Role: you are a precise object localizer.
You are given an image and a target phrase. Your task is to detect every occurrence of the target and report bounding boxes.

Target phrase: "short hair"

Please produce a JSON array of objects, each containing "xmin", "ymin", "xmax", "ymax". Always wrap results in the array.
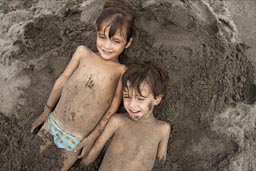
[
  {"xmin": 96, "ymin": 0, "xmax": 135, "ymax": 41},
  {"xmin": 122, "ymin": 61, "xmax": 169, "ymax": 98}
]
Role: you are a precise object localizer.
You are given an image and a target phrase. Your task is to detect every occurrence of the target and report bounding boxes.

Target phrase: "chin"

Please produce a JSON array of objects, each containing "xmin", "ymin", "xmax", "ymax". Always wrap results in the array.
[
  {"xmin": 101, "ymin": 54, "xmax": 115, "ymax": 61},
  {"xmin": 130, "ymin": 114, "xmax": 142, "ymax": 121}
]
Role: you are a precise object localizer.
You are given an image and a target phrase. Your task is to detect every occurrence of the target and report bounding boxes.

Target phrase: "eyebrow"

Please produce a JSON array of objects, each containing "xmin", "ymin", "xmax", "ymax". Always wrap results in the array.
[
  {"xmin": 112, "ymin": 37, "xmax": 122, "ymax": 41},
  {"xmin": 98, "ymin": 32, "xmax": 123, "ymax": 41},
  {"xmin": 136, "ymin": 93, "xmax": 147, "ymax": 98},
  {"xmin": 123, "ymin": 89, "xmax": 128, "ymax": 93},
  {"xmin": 98, "ymin": 32, "xmax": 105, "ymax": 35},
  {"xmin": 123, "ymin": 89, "xmax": 148, "ymax": 98}
]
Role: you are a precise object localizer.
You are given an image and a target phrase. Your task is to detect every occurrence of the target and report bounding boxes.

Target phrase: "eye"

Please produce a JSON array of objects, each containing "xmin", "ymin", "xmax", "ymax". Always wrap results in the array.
[
  {"xmin": 123, "ymin": 94, "xmax": 130, "ymax": 98},
  {"xmin": 137, "ymin": 97, "xmax": 145, "ymax": 101},
  {"xmin": 114, "ymin": 40, "xmax": 121, "ymax": 44},
  {"xmin": 112, "ymin": 38, "xmax": 121, "ymax": 44}
]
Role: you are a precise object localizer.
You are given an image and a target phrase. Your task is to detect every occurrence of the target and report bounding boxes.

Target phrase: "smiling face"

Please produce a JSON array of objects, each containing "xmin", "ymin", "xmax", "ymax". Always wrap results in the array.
[
  {"xmin": 123, "ymin": 81, "xmax": 162, "ymax": 121},
  {"xmin": 96, "ymin": 23, "xmax": 132, "ymax": 62}
]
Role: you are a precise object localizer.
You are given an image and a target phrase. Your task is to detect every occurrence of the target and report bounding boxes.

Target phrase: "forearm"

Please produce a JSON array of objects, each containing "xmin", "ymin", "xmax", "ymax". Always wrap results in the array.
[
  {"xmin": 90, "ymin": 111, "xmax": 114, "ymax": 139},
  {"xmin": 79, "ymin": 116, "xmax": 118, "ymax": 164},
  {"xmin": 83, "ymin": 144, "xmax": 103, "ymax": 165},
  {"xmin": 89, "ymin": 74, "xmax": 123, "ymax": 138},
  {"xmin": 84, "ymin": 116, "xmax": 118, "ymax": 164},
  {"xmin": 44, "ymin": 75, "xmax": 68, "ymax": 112}
]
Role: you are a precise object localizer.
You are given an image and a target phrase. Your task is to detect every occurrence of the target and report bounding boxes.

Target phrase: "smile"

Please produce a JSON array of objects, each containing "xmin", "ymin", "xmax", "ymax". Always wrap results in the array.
[
  {"xmin": 129, "ymin": 109, "xmax": 141, "ymax": 116},
  {"xmin": 102, "ymin": 49, "xmax": 113, "ymax": 55}
]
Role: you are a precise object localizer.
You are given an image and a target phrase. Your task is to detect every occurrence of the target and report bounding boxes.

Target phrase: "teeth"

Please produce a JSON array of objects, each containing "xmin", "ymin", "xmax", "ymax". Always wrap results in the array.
[{"xmin": 103, "ymin": 49, "xmax": 112, "ymax": 53}]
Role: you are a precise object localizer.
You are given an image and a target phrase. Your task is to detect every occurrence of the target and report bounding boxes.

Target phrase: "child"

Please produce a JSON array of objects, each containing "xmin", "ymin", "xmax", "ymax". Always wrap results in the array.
[
  {"xmin": 83, "ymin": 62, "xmax": 171, "ymax": 171},
  {"xmin": 30, "ymin": 1, "xmax": 135, "ymax": 170}
]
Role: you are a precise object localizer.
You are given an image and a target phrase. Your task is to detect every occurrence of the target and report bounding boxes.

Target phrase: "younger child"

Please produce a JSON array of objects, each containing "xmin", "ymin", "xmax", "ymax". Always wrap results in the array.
[
  {"xmin": 30, "ymin": 1, "xmax": 135, "ymax": 170},
  {"xmin": 83, "ymin": 62, "xmax": 171, "ymax": 171}
]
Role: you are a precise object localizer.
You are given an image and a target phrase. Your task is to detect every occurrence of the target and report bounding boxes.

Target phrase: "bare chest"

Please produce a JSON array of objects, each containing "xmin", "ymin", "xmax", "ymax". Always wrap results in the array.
[
  {"xmin": 64, "ymin": 58, "xmax": 121, "ymax": 97},
  {"xmin": 115, "ymin": 123, "xmax": 162, "ymax": 151}
]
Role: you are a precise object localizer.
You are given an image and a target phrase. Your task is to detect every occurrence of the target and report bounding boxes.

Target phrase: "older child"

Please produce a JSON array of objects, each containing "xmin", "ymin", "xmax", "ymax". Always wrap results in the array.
[
  {"xmin": 30, "ymin": 1, "xmax": 135, "ymax": 170},
  {"xmin": 83, "ymin": 62, "xmax": 171, "ymax": 171}
]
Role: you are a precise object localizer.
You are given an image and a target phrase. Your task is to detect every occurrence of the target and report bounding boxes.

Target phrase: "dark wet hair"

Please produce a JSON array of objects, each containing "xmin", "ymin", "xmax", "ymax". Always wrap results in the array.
[
  {"xmin": 96, "ymin": 0, "xmax": 135, "ymax": 42},
  {"xmin": 122, "ymin": 61, "xmax": 169, "ymax": 98}
]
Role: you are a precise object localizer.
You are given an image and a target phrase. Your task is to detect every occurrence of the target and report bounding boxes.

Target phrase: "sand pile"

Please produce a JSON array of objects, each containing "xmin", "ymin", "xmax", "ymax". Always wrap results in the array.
[{"xmin": 0, "ymin": 0, "xmax": 255, "ymax": 170}]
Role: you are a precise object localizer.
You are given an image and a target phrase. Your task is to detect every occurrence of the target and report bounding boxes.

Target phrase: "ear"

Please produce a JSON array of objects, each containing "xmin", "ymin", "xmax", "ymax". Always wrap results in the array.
[
  {"xmin": 154, "ymin": 95, "xmax": 163, "ymax": 106},
  {"xmin": 125, "ymin": 37, "xmax": 133, "ymax": 49}
]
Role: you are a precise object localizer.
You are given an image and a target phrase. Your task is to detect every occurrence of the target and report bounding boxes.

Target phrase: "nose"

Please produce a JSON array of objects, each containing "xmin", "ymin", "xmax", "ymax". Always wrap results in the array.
[
  {"xmin": 104, "ymin": 40, "xmax": 112, "ymax": 49},
  {"xmin": 128, "ymin": 98, "xmax": 137, "ymax": 108}
]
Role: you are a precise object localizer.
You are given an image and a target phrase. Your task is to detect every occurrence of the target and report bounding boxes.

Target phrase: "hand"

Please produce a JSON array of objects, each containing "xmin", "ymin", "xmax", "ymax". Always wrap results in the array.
[
  {"xmin": 75, "ymin": 135, "xmax": 96, "ymax": 159},
  {"xmin": 31, "ymin": 110, "xmax": 50, "ymax": 134}
]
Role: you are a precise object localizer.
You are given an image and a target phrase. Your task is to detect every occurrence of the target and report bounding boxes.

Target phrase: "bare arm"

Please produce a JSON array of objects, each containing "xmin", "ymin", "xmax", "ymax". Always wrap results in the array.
[
  {"xmin": 156, "ymin": 123, "xmax": 171, "ymax": 161},
  {"xmin": 45, "ymin": 45, "xmax": 85, "ymax": 109},
  {"xmin": 83, "ymin": 115, "xmax": 119, "ymax": 165},
  {"xmin": 31, "ymin": 45, "xmax": 86, "ymax": 133},
  {"xmin": 91, "ymin": 74, "xmax": 124, "ymax": 138},
  {"xmin": 77, "ymin": 71, "xmax": 125, "ymax": 157}
]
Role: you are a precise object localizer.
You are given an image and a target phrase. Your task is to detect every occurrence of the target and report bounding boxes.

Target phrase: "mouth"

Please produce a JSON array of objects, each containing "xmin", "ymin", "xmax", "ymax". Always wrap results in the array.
[
  {"xmin": 102, "ymin": 49, "xmax": 113, "ymax": 55},
  {"xmin": 128, "ymin": 109, "xmax": 141, "ymax": 116}
]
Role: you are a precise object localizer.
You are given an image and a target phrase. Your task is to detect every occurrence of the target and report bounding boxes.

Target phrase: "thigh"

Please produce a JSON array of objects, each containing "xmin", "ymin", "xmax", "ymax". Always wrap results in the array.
[
  {"xmin": 38, "ymin": 121, "xmax": 50, "ymax": 137},
  {"xmin": 37, "ymin": 122, "xmax": 53, "ymax": 152},
  {"xmin": 60, "ymin": 149, "xmax": 80, "ymax": 171}
]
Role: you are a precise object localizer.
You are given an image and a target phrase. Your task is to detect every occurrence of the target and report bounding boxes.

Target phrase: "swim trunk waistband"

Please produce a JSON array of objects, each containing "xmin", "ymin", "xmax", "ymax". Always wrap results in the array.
[{"xmin": 47, "ymin": 114, "xmax": 80, "ymax": 151}]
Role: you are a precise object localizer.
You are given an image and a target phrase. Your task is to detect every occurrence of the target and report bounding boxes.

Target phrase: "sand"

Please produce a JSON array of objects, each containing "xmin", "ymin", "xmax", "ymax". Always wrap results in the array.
[{"xmin": 0, "ymin": 0, "xmax": 256, "ymax": 170}]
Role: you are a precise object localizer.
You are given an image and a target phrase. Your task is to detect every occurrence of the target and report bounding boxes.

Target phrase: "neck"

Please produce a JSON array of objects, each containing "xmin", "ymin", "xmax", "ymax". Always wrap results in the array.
[
  {"xmin": 96, "ymin": 52, "xmax": 120, "ymax": 63},
  {"xmin": 137, "ymin": 112, "xmax": 155, "ymax": 123}
]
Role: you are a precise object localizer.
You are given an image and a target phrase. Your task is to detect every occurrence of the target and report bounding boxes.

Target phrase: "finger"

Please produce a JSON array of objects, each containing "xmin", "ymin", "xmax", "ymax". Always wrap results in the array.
[
  {"xmin": 31, "ymin": 127, "xmax": 34, "ymax": 133},
  {"xmin": 81, "ymin": 148, "xmax": 90, "ymax": 158},
  {"xmin": 74, "ymin": 148, "xmax": 78, "ymax": 153},
  {"xmin": 84, "ymin": 150, "xmax": 89, "ymax": 157},
  {"xmin": 75, "ymin": 144, "xmax": 82, "ymax": 152},
  {"xmin": 74, "ymin": 148, "xmax": 80, "ymax": 155},
  {"xmin": 31, "ymin": 122, "xmax": 42, "ymax": 134},
  {"xmin": 78, "ymin": 149, "xmax": 86, "ymax": 158},
  {"xmin": 31, "ymin": 123, "xmax": 36, "ymax": 133}
]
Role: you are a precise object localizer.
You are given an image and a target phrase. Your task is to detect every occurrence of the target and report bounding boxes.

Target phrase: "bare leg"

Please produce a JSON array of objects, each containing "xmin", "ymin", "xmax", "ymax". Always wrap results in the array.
[
  {"xmin": 37, "ymin": 122, "xmax": 52, "ymax": 153},
  {"xmin": 60, "ymin": 149, "xmax": 80, "ymax": 171},
  {"xmin": 38, "ymin": 123, "xmax": 78, "ymax": 171}
]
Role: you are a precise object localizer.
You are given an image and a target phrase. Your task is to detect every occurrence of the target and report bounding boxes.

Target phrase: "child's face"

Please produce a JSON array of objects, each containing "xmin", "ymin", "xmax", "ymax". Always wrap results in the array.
[
  {"xmin": 96, "ymin": 23, "xmax": 132, "ymax": 62},
  {"xmin": 123, "ymin": 81, "xmax": 162, "ymax": 121}
]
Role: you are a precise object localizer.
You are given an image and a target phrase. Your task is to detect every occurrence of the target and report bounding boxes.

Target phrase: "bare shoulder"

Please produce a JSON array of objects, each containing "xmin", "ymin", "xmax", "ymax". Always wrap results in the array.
[
  {"xmin": 119, "ymin": 64, "xmax": 127, "ymax": 70},
  {"xmin": 162, "ymin": 122, "xmax": 171, "ymax": 134},
  {"xmin": 75, "ymin": 45, "xmax": 94, "ymax": 57},
  {"xmin": 115, "ymin": 64, "xmax": 126, "ymax": 78},
  {"xmin": 76, "ymin": 45, "xmax": 90, "ymax": 52},
  {"xmin": 120, "ymin": 64, "xmax": 127, "ymax": 73},
  {"xmin": 113, "ymin": 63, "xmax": 126, "ymax": 74},
  {"xmin": 154, "ymin": 119, "xmax": 171, "ymax": 135},
  {"xmin": 108, "ymin": 114, "xmax": 125, "ymax": 126}
]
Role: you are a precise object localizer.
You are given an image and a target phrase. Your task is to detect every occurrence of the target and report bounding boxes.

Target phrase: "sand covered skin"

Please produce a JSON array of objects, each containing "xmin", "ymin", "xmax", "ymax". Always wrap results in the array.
[{"xmin": 0, "ymin": 0, "xmax": 256, "ymax": 171}]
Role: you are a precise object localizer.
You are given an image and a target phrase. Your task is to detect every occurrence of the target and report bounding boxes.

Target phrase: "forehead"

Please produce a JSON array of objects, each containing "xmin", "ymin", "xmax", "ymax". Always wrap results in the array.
[
  {"xmin": 124, "ymin": 81, "xmax": 152, "ymax": 95},
  {"xmin": 98, "ymin": 20, "xmax": 127, "ymax": 38}
]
